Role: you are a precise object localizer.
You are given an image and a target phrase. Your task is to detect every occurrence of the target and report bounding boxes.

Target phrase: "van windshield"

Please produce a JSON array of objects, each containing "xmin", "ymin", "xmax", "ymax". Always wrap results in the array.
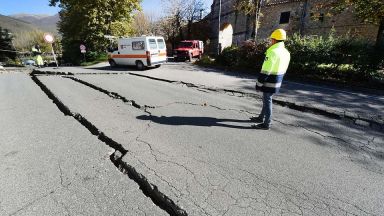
[{"xmin": 178, "ymin": 42, "xmax": 193, "ymax": 48}]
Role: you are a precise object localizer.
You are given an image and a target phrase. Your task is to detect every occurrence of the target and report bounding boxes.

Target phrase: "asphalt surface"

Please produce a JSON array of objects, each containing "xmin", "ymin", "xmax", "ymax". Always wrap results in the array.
[
  {"xmin": 2, "ymin": 65, "xmax": 384, "ymax": 215},
  {"xmin": 36, "ymin": 62, "xmax": 384, "ymax": 126},
  {"xmin": 0, "ymin": 73, "xmax": 166, "ymax": 215}
]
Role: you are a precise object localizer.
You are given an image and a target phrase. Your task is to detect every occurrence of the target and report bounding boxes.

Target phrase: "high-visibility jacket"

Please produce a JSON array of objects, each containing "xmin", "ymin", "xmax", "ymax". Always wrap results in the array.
[
  {"xmin": 31, "ymin": 47, "xmax": 43, "ymax": 66},
  {"xmin": 256, "ymin": 42, "xmax": 290, "ymax": 93},
  {"xmin": 32, "ymin": 47, "xmax": 42, "ymax": 56}
]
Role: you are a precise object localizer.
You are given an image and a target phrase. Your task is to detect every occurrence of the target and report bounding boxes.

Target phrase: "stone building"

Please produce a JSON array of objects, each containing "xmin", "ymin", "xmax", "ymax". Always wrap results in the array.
[{"xmin": 209, "ymin": 0, "xmax": 380, "ymax": 52}]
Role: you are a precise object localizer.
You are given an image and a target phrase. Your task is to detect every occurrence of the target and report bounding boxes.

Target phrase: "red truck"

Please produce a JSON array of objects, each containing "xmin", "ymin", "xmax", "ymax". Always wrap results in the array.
[{"xmin": 173, "ymin": 40, "xmax": 204, "ymax": 62}]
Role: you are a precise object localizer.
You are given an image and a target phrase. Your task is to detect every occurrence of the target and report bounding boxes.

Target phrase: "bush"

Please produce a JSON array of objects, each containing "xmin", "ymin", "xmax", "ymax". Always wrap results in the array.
[
  {"xmin": 216, "ymin": 40, "xmax": 268, "ymax": 69},
  {"xmin": 80, "ymin": 52, "xmax": 108, "ymax": 66},
  {"xmin": 196, "ymin": 55, "xmax": 215, "ymax": 65},
  {"xmin": 237, "ymin": 40, "xmax": 268, "ymax": 70},
  {"xmin": 286, "ymin": 33, "xmax": 383, "ymax": 82},
  {"xmin": 216, "ymin": 46, "xmax": 240, "ymax": 67},
  {"xmin": 213, "ymin": 32, "xmax": 383, "ymax": 87},
  {"xmin": 85, "ymin": 51, "xmax": 100, "ymax": 62}
]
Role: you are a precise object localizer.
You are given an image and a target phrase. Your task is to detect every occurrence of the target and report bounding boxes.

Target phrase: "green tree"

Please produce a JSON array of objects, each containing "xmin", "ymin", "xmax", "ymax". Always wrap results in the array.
[
  {"xmin": 49, "ymin": 0, "xmax": 140, "ymax": 64},
  {"xmin": 0, "ymin": 27, "xmax": 16, "ymax": 61}
]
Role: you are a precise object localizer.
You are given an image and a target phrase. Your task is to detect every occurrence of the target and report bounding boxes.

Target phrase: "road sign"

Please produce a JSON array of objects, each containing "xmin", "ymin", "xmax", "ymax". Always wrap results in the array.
[
  {"xmin": 81, "ymin": 49, "xmax": 86, "ymax": 53},
  {"xmin": 80, "ymin": 44, "xmax": 86, "ymax": 50},
  {"xmin": 43, "ymin": 33, "xmax": 54, "ymax": 44},
  {"xmin": 43, "ymin": 33, "xmax": 58, "ymax": 68}
]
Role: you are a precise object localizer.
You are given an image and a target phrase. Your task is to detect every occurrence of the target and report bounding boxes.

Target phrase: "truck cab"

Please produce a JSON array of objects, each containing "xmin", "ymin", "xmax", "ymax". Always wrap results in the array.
[{"xmin": 173, "ymin": 40, "xmax": 204, "ymax": 62}]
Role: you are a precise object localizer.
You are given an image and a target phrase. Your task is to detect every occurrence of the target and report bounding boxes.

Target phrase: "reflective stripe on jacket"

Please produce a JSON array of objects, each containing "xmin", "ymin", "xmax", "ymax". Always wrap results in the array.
[{"xmin": 256, "ymin": 42, "xmax": 290, "ymax": 93}]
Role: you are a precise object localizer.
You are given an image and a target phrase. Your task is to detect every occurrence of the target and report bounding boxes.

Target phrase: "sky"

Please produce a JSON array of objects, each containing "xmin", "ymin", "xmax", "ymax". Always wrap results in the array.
[{"xmin": 0, "ymin": 0, "xmax": 212, "ymax": 16}]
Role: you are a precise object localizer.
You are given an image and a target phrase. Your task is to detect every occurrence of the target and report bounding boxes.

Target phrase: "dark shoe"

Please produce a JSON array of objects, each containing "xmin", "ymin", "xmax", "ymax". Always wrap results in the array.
[
  {"xmin": 251, "ymin": 123, "xmax": 270, "ymax": 130},
  {"xmin": 250, "ymin": 116, "xmax": 263, "ymax": 123}
]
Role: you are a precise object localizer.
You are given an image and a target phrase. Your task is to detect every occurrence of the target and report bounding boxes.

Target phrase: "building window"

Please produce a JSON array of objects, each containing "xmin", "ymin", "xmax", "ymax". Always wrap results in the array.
[
  {"xmin": 319, "ymin": 13, "xmax": 324, "ymax": 22},
  {"xmin": 280, "ymin": 11, "xmax": 290, "ymax": 24}
]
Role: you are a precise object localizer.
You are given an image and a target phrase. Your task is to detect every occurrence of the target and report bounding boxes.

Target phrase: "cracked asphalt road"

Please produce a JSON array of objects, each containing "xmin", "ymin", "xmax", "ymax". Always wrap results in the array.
[
  {"xmin": 1, "ymin": 65, "xmax": 384, "ymax": 216},
  {"xmin": 0, "ymin": 73, "xmax": 166, "ymax": 215},
  {"xmin": 37, "ymin": 63, "xmax": 384, "ymax": 128}
]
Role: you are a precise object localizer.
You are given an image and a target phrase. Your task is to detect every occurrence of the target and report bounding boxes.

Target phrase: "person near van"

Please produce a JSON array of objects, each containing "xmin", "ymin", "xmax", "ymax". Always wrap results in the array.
[
  {"xmin": 32, "ymin": 44, "xmax": 44, "ymax": 68},
  {"xmin": 251, "ymin": 29, "xmax": 291, "ymax": 130}
]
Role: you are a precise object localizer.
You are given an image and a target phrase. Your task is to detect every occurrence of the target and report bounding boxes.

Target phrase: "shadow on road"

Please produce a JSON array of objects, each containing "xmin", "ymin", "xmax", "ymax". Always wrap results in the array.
[{"xmin": 137, "ymin": 115, "xmax": 254, "ymax": 129}]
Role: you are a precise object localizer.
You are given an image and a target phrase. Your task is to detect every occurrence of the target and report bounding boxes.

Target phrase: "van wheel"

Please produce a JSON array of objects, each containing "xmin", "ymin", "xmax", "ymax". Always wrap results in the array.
[
  {"xmin": 109, "ymin": 60, "xmax": 117, "ymax": 67},
  {"xmin": 136, "ymin": 61, "xmax": 145, "ymax": 70}
]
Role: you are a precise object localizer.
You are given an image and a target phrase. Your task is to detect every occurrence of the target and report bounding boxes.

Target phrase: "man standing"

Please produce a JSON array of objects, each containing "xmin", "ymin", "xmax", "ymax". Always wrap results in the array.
[
  {"xmin": 32, "ymin": 44, "xmax": 44, "ymax": 68},
  {"xmin": 251, "ymin": 29, "xmax": 291, "ymax": 130}
]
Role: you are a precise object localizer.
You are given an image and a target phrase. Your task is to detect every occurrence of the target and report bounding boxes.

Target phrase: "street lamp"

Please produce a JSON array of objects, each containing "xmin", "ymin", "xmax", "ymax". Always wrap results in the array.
[{"xmin": 217, "ymin": 0, "xmax": 222, "ymax": 55}]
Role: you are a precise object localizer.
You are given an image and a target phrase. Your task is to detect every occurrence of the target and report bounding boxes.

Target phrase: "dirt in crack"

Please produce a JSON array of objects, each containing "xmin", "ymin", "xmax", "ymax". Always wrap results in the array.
[{"xmin": 30, "ymin": 74, "xmax": 187, "ymax": 216}]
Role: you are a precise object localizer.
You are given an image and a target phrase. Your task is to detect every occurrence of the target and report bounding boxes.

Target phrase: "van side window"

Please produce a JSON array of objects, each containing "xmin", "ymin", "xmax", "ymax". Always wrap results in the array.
[
  {"xmin": 149, "ymin": 39, "xmax": 158, "ymax": 50},
  {"xmin": 157, "ymin": 39, "xmax": 166, "ymax": 49},
  {"xmin": 132, "ymin": 41, "xmax": 145, "ymax": 50}
]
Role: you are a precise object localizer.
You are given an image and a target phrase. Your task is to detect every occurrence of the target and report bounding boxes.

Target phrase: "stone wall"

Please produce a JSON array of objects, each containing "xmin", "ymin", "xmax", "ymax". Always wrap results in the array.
[
  {"xmin": 302, "ymin": 0, "xmax": 379, "ymax": 41},
  {"xmin": 209, "ymin": 0, "xmax": 379, "ymax": 52}
]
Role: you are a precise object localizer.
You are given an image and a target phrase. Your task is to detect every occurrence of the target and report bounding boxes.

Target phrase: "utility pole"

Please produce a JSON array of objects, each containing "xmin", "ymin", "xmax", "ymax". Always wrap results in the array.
[
  {"xmin": 299, "ymin": 0, "xmax": 308, "ymax": 36},
  {"xmin": 217, "ymin": 0, "xmax": 222, "ymax": 55}
]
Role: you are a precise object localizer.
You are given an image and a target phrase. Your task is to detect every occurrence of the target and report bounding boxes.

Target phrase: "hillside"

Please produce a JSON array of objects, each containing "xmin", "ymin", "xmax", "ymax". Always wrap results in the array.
[
  {"xmin": 0, "ymin": 14, "xmax": 38, "ymax": 34},
  {"xmin": 0, "ymin": 14, "xmax": 58, "ymax": 51},
  {"xmin": 11, "ymin": 13, "xmax": 59, "ymax": 33}
]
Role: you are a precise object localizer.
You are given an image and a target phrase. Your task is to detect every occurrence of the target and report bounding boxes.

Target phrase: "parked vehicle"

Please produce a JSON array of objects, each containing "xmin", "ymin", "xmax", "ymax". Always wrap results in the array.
[
  {"xmin": 107, "ymin": 36, "xmax": 167, "ymax": 70},
  {"xmin": 173, "ymin": 40, "xmax": 204, "ymax": 62},
  {"xmin": 23, "ymin": 59, "xmax": 36, "ymax": 66}
]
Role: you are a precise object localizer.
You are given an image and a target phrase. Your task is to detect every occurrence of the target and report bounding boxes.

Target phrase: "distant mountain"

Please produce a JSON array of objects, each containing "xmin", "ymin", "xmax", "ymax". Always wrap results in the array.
[
  {"xmin": 12, "ymin": 13, "xmax": 52, "ymax": 20},
  {"xmin": 0, "ymin": 14, "xmax": 38, "ymax": 34},
  {"xmin": 0, "ymin": 14, "xmax": 60, "ymax": 51},
  {"xmin": 10, "ymin": 13, "xmax": 59, "ymax": 33}
]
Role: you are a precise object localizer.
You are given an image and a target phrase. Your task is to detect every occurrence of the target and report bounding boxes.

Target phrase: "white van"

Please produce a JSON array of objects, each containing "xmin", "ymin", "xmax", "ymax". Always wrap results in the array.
[{"xmin": 108, "ymin": 36, "xmax": 167, "ymax": 70}]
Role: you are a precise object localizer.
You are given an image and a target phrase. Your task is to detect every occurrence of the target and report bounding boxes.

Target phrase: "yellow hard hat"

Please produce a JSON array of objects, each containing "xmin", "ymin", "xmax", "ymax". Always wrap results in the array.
[{"xmin": 270, "ymin": 29, "xmax": 287, "ymax": 41}]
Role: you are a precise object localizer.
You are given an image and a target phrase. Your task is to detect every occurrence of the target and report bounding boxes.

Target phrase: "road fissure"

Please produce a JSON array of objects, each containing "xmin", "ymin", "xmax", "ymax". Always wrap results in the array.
[
  {"xmin": 31, "ymin": 69, "xmax": 383, "ymax": 131},
  {"xmin": 30, "ymin": 74, "xmax": 188, "ymax": 216},
  {"xmin": 57, "ymin": 75, "xmax": 382, "ymax": 163},
  {"xmin": 127, "ymin": 72, "xmax": 383, "ymax": 132}
]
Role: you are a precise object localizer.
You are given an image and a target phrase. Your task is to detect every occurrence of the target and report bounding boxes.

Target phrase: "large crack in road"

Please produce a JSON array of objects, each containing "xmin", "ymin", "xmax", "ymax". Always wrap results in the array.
[
  {"xmin": 62, "ymin": 75, "xmax": 383, "ymax": 164},
  {"xmin": 31, "ymin": 74, "xmax": 187, "ymax": 216},
  {"xmin": 126, "ymin": 72, "xmax": 383, "ymax": 132},
  {"xmin": 32, "ymin": 69, "xmax": 384, "ymax": 131},
  {"xmin": 29, "ymin": 70, "xmax": 383, "ymax": 215}
]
